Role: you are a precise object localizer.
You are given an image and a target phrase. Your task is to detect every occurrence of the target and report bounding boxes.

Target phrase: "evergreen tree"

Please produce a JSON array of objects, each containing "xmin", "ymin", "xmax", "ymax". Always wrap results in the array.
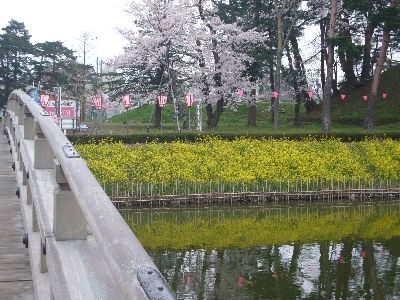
[
  {"xmin": 32, "ymin": 41, "xmax": 75, "ymax": 90},
  {"xmin": 0, "ymin": 20, "xmax": 33, "ymax": 107}
]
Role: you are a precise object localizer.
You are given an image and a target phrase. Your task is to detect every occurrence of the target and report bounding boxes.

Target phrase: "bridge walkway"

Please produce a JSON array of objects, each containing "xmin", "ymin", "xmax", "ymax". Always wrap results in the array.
[{"xmin": 0, "ymin": 131, "xmax": 34, "ymax": 299}]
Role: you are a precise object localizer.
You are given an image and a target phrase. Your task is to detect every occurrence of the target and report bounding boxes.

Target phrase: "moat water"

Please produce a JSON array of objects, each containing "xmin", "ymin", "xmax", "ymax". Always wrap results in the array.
[{"xmin": 122, "ymin": 202, "xmax": 400, "ymax": 299}]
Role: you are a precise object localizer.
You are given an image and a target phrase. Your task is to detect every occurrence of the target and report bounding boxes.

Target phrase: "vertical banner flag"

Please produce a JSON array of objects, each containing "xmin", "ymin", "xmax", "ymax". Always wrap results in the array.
[
  {"xmin": 93, "ymin": 95, "xmax": 102, "ymax": 110},
  {"xmin": 383, "ymin": 92, "xmax": 388, "ymax": 99},
  {"xmin": 123, "ymin": 94, "xmax": 131, "ymax": 109},
  {"xmin": 40, "ymin": 94, "xmax": 49, "ymax": 108},
  {"xmin": 185, "ymin": 94, "xmax": 194, "ymax": 107},
  {"xmin": 363, "ymin": 95, "xmax": 368, "ymax": 101},
  {"xmin": 196, "ymin": 100, "xmax": 202, "ymax": 132},
  {"xmin": 273, "ymin": 91, "xmax": 279, "ymax": 98},
  {"xmin": 340, "ymin": 94, "xmax": 346, "ymax": 100},
  {"xmin": 307, "ymin": 91, "xmax": 313, "ymax": 99},
  {"xmin": 158, "ymin": 95, "xmax": 167, "ymax": 107},
  {"xmin": 238, "ymin": 89, "xmax": 244, "ymax": 97}
]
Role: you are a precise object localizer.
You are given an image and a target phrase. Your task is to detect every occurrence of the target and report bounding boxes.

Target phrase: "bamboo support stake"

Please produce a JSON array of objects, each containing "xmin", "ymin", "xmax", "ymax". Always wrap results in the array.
[{"xmin": 117, "ymin": 182, "xmax": 119, "ymax": 199}]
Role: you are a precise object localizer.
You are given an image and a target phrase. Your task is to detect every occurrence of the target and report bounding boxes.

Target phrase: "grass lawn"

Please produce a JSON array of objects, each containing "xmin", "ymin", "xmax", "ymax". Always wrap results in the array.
[{"xmin": 81, "ymin": 65, "xmax": 400, "ymax": 137}]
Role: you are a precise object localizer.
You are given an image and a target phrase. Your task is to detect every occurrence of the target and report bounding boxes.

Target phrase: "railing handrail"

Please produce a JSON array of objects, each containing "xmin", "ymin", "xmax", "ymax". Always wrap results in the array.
[{"xmin": 6, "ymin": 90, "xmax": 175, "ymax": 299}]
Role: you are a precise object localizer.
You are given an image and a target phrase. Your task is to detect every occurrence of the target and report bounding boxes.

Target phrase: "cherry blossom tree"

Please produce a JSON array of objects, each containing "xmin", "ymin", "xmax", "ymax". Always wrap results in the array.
[
  {"xmin": 113, "ymin": 0, "xmax": 263, "ymax": 129},
  {"xmin": 114, "ymin": 0, "xmax": 195, "ymax": 128},
  {"xmin": 193, "ymin": 0, "xmax": 264, "ymax": 128}
]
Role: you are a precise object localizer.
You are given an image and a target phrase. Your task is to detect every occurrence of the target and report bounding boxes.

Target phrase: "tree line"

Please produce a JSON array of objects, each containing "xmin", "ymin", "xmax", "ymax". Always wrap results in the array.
[
  {"xmin": 107, "ymin": 0, "xmax": 400, "ymax": 131},
  {"xmin": 0, "ymin": 20, "xmax": 92, "ymax": 109}
]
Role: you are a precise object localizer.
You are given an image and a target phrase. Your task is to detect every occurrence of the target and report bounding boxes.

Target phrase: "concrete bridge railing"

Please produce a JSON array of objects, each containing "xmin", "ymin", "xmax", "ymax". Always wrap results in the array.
[{"xmin": 4, "ymin": 90, "xmax": 175, "ymax": 300}]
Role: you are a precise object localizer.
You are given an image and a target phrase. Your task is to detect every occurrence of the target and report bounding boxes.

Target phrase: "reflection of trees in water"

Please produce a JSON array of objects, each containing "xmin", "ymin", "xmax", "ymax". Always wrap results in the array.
[
  {"xmin": 125, "ymin": 203, "xmax": 400, "ymax": 298},
  {"xmin": 335, "ymin": 240, "xmax": 353, "ymax": 299},
  {"xmin": 363, "ymin": 241, "xmax": 383, "ymax": 299},
  {"xmin": 319, "ymin": 241, "xmax": 333, "ymax": 298},
  {"xmin": 150, "ymin": 239, "xmax": 400, "ymax": 299}
]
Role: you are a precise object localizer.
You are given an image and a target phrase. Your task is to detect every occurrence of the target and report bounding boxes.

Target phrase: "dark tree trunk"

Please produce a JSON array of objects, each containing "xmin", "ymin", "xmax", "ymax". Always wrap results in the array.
[
  {"xmin": 286, "ymin": 44, "xmax": 302, "ymax": 126},
  {"xmin": 206, "ymin": 98, "xmax": 224, "ymax": 129},
  {"xmin": 153, "ymin": 65, "xmax": 165, "ymax": 129},
  {"xmin": 269, "ymin": 60, "xmax": 275, "ymax": 124},
  {"xmin": 196, "ymin": 39, "xmax": 210, "ymax": 130},
  {"xmin": 247, "ymin": 0, "xmax": 260, "ymax": 127},
  {"xmin": 169, "ymin": 68, "xmax": 182, "ymax": 130},
  {"xmin": 247, "ymin": 89, "xmax": 257, "ymax": 126},
  {"xmin": 364, "ymin": 0, "xmax": 396, "ymax": 129},
  {"xmin": 289, "ymin": 32, "xmax": 317, "ymax": 114},
  {"xmin": 273, "ymin": 0, "xmax": 284, "ymax": 129},
  {"xmin": 332, "ymin": 62, "xmax": 339, "ymax": 95},
  {"xmin": 338, "ymin": 13, "xmax": 357, "ymax": 88},
  {"xmin": 360, "ymin": 1, "xmax": 374, "ymax": 85},
  {"xmin": 169, "ymin": 68, "xmax": 178, "ymax": 102},
  {"xmin": 206, "ymin": 64, "xmax": 224, "ymax": 128},
  {"xmin": 290, "ymin": 33, "xmax": 307, "ymax": 79},
  {"xmin": 322, "ymin": 0, "xmax": 338, "ymax": 133},
  {"xmin": 154, "ymin": 101, "xmax": 161, "ymax": 129},
  {"xmin": 320, "ymin": 18, "xmax": 327, "ymax": 89},
  {"xmin": 198, "ymin": 0, "xmax": 224, "ymax": 129}
]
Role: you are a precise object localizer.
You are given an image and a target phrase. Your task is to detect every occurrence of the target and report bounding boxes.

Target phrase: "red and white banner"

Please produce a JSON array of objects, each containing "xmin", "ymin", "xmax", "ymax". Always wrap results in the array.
[
  {"xmin": 122, "ymin": 94, "xmax": 132, "ymax": 109},
  {"xmin": 273, "ymin": 91, "xmax": 279, "ymax": 98},
  {"xmin": 92, "ymin": 95, "xmax": 102, "ymax": 110},
  {"xmin": 40, "ymin": 94, "xmax": 49, "ymax": 107},
  {"xmin": 307, "ymin": 91, "xmax": 313, "ymax": 98},
  {"xmin": 238, "ymin": 89, "xmax": 244, "ymax": 97},
  {"xmin": 363, "ymin": 95, "xmax": 368, "ymax": 101},
  {"xmin": 158, "ymin": 95, "xmax": 167, "ymax": 107},
  {"xmin": 185, "ymin": 94, "xmax": 195, "ymax": 107},
  {"xmin": 44, "ymin": 100, "xmax": 76, "ymax": 119}
]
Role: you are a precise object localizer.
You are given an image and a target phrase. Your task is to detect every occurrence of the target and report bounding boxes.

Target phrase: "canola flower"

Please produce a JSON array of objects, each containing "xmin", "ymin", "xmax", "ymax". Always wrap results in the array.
[{"xmin": 75, "ymin": 138, "xmax": 400, "ymax": 190}]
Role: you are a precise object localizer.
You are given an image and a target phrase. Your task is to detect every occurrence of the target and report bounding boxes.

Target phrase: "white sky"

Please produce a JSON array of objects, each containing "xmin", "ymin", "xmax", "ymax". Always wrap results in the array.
[{"xmin": 0, "ymin": 0, "xmax": 133, "ymax": 67}]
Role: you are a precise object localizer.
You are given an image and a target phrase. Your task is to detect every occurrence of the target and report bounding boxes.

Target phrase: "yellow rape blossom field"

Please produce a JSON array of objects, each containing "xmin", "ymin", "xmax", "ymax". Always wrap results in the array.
[{"xmin": 75, "ymin": 138, "xmax": 400, "ymax": 194}]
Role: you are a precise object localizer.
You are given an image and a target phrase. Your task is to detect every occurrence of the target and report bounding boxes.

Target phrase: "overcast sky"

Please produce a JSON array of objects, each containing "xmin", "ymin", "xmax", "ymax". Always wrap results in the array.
[{"xmin": 0, "ymin": 0, "xmax": 133, "ymax": 66}]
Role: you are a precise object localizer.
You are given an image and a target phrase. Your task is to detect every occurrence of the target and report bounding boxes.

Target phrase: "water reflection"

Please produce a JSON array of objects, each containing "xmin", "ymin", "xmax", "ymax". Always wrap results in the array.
[{"xmin": 122, "ymin": 203, "xmax": 400, "ymax": 299}]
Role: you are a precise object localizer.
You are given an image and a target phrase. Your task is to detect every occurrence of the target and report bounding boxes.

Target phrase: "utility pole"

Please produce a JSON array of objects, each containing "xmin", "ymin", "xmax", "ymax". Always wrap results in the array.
[
  {"xmin": 81, "ymin": 33, "xmax": 89, "ymax": 123},
  {"xmin": 80, "ymin": 33, "xmax": 97, "ymax": 123}
]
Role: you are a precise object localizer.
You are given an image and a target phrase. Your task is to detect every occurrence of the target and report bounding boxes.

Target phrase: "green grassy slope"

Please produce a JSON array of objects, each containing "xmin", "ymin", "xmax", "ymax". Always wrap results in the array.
[
  {"xmin": 305, "ymin": 65, "xmax": 400, "ymax": 125},
  {"xmin": 106, "ymin": 65, "xmax": 400, "ymax": 133}
]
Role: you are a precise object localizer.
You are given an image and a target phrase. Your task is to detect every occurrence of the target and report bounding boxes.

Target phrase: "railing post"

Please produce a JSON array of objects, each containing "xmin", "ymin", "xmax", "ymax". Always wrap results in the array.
[
  {"xmin": 24, "ymin": 105, "xmax": 34, "ymax": 140},
  {"xmin": 32, "ymin": 202, "xmax": 39, "ymax": 232},
  {"xmin": 9, "ymin": 118, "xmax": 15, "ymax": 145},
  {"xmin": 26, "ymin": 183, "xmax": 32, "ymax": 205},
  {"xmin": 22, "ymin": 161, "xmax": 27, "ymax": 185},
  {"xmin": 16, "ymin": 139, "xmax": 21, "ymax": 163},
  {"xmin": 53, "ymin": 160, "xmax": 87, "ymax": 241},
  {"xmin": 18, "ymin": 100, "xmax": 25, "ymax": 126},
  {"xmin": 34, "ymin": 120, "xmax": 54, "ymax": 169},
  {"xmin": 40, "ymin": 238, "xmax": 47, "ymax": 273},
  {"xmin": 12, "ymin": 98, "xmax": 19, "ymax": 113}
]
